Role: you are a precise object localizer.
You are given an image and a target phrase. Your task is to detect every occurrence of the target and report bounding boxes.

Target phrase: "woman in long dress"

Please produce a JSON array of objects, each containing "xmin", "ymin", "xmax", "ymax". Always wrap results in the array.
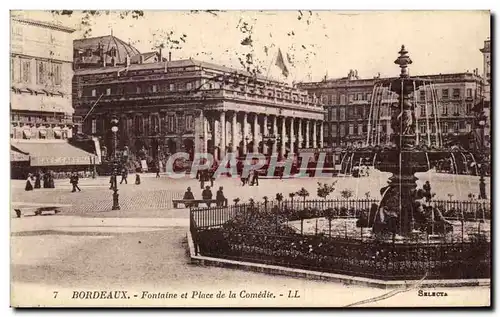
[{"xmin": 25, "ymin": 173, "xmax": 34, "ymax": 191}]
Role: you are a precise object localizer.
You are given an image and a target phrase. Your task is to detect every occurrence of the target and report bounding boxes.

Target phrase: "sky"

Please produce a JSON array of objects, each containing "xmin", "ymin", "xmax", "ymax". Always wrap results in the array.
[{"xmin": 15, "ymin": 10, "xmax": 491, "ymax": 84}]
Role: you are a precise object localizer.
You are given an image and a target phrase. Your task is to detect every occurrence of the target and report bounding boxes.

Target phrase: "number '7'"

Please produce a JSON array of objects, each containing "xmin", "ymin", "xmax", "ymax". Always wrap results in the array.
[{"xmin": 53, "ymin": 291, "xmax": 58, "ymax": 298}]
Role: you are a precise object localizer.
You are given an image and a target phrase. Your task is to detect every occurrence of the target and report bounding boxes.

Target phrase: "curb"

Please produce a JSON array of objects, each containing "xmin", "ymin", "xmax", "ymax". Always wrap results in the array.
[{"xmin": 186, "ymin": 230, "xmax": 490, "ymax": 290}]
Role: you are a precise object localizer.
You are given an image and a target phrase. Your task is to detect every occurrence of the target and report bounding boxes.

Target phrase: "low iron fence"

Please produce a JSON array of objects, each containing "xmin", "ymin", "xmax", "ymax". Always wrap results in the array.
[
  {"xmin": 189, "ymin": 198, "xmax": 491, "ymax": 280},
  {"xmin": 190, "ymin": 199, "xmax": 491, "ymax": 230}
]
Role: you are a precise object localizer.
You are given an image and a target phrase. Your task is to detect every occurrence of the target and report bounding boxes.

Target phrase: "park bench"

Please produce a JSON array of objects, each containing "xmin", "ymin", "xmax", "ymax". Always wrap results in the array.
[
  {"xmin": 172, "ymin": 199, "xmax": 228, "ymax": 209},
  {"xmin": 11, "ymin": 202, "xmax": 72, "ymax": 218}
]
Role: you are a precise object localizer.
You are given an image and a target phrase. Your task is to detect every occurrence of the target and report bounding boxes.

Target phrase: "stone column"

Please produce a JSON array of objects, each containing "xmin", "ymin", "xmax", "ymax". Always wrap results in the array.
[
  {"xmin": 199, "ymin": 110, "xmax": 206, "ymax": 153},
  {"xmin": 203, "ymin": 112, "xmax": 208, "ymax": 153},
  {"xmin": 272, "ymin": 116, "xmax": 278, "ymax": 155},
  {"xmin": 290, "ymin": 117, "xmax": 295, "ymax": 154},
  {"xmin": 232, "ymin": 111, "xmax": 237, "ymax": 153},
  {"xmin": 298, "ymin": 119, "xmax": 303, "ymax": 149},
  {"xmin": 220, "ymin": 111, "xmax": 226, "ymax": 158},
  {"xmin": 312, "ymin": 120, "xmax": 317, "ymax": 148},
  {"xmin": 320, "ymin": 121, "xmax": 324, "ymax": 148},
  {"xmin": 253, "ymin": 113, "xmax": 258, "ymax": 153},
  {"xmin": 281, "ymin": 116, "xmax": 286, "ymax": 157},
  {"xmin": 212, "ymin": 114, "xmax": 218, "ymax": 160},
  {"xmin": 306, "ymin": 120, "xmax": 310, "ymax": 148},
  {"xmin": 242, "ymin": 112, "xmax": 248, "ymax": 154},
  {"xmin": 263, "ymin": 115, "xmax": 268, "ymax": 155}
]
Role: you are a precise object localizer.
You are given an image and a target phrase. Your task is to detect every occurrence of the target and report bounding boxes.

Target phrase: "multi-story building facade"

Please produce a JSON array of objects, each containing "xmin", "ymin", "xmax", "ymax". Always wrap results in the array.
[
  {"xmin": 73, "ymin": 35, "xmax": 325, "ymax": 166},
  {"xmin": 298, "ymin": 70, "xmax": 484, "ymax": 150},
  {"xmin": 10, "ymin": 14, "xmax": 95, "ymax": 177},
  {"xmin": 479, "ymin": 38, "xmax": 491, "ymax": 149}
]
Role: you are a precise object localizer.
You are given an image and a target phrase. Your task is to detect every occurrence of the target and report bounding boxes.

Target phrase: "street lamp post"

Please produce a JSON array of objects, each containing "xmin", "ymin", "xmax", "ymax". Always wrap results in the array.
[
  {"xmin": 478, "ymin": 117, "xmax": 487, "ymax": 200},
  {"xmin": 110, "ymin": 117, "xmax": 121, "ymax": 211}
]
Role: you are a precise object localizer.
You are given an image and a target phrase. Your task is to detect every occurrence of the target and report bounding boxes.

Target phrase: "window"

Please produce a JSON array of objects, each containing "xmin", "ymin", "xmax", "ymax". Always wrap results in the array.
[
  {"xmin": 459, "ymin": 103, "xmax": 466, "ymax": 115},
  {"xmin": 348, "ymin": 107, "xmax": 354, "ymax": 119},
  {"xmin": 135, "ymin": 116, "xmax": 143, "ymax": 134},
  {"xmin": 331, "ymin": 107, "xmax": 337, "ymax": 121},
  {"xmin": 357, "ymin": 93, "xmax": 363, "ymax": 101},
  {"xmin": 459, "ymin": 121, "xmax": 466, "ymax": 131},
  {"xmin": 150, "ymin": 116, "xmax": 160, "ymax": 133},
  {"xmin": 36, "ymin": 60, "xmax": 48, "ymax": 84},
  {"xmin": 339, "ymin": 124, "xmax": 345, "ymax": 136},
  {"xmin": 348, "ymin": 94, "xmax": 354, "ymax": 102},
  {"xmin": 442, "ymin": 89, "xmax": 449, "ymax": 99},
  {"xmin": 330, "ymin": 94, "xmax": 337, "ymax": 104},
  {"xmin": 466, "ymin": 102, "xmax": 472, "ymax": 114},
  {"xmin": 52, "ymin": 63, "xmax": 62, "ymax": 85},
  {"xmin": 419, "ymin": 90, "xmax": 425, "ymax": 101},
  {"xmin": 152, "ymin": 85, "xmax": 157, "ymax": 93},
  {"xmin": 136, "ymin": 86, "xmax": 141, "ymax": 94},
  {"xmin": 186, "ymin": 115, "xmax": 194, "ymax": 131},
  {"xmin": 169, "ymin": 83, "xmax": 175, "ymax": 91},
  {"xmin": 358, "ymin": 124, "xmax": 363, "ymax": 135},
  {"xmin": 340, "ymin": 94, "xmax": 346, "ymax": 104},
  {"xmin": 357, "ymin": 106, "xmax": 363, "ymax": 118},
  {"xmin": 21, "ymin": 58, "xmax": 31, "ymax": 83},
  {"xmin": 467, "ymin": 88, "xmax": 472, "ymax": 97},
  {"xmin": 420, "ymin": 104, "xmax": 426, "ymax": 116},
  {"xmin": 443, "ymin": 122, "xmax": 449, "ymax": 133},
  {"xmin": 420, "ymin": 124, "xmax": 426, "ymax": 135},
  {"xmin": 452, "ymin": 88, "xmax": 460, "ymax": 99},
  {"xmin": 106, "ymin": 88, "xmax": 111, "ymax": 95},
  {"xmin": 91, "ymin": 119, "xmax": 97, "ymax": 134},
  {"xmin": 331, "ymin": 124, "xmax": 337, "ymax": 137},
  {"xmin": 11, "ymin": 58, "xmax": 15, "ymax": 82},
  {"xmin": 167, "ymin": 115, "xmax": 175, "ymax": 132},
  {"xmin": 339, "ymin": 108, "xmax": 346, "ymax": 121},
  {"xmin": 348, "ymin": 123, "xmax": 354, "ymax": 135},
  {"xmin": 442, "ymin": 103, "xmax": 448, "ymax": 115},
  {"xmin": 367, "ymin": 93, "xmax": 372, "ymax": 101},
  {"xmin": 86, "ymin": 49, "xmax": 93, "ymax": 57},
  {"xmin": 453, "ymin": 103, "xmax": 459, "ymax": 115},
  {"xmin": 466, "ymin": 123, "xmax": 472, "ymax": 132},
  {"xmin": 321, "ymin": 95, "xmax": 328, "ymax": 105},
  {"xmin": 186, "ymin": 82, "xmax": 192, "ymax": 90},
  {"xmin": 91, "ymin": 89, "xmax": 96, "ymax": 97}
]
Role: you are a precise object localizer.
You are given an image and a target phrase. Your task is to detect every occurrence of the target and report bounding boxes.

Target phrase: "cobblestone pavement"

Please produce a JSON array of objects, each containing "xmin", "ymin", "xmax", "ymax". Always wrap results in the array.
[{"xmin": 11, "ymin": 171, "xmax": 490, "ymax": 217}]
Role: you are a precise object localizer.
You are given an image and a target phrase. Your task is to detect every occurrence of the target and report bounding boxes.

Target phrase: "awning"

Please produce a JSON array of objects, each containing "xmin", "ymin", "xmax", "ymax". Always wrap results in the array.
[
  {"xmin": 10, "ymin": 147, "xmax": 29, "ymax": 162},
  {"xmin": 11, "ymin": 141, "xmax": 97, "ymax": 166},
  {"xmin": 23, "ymin": 130, "xmax": 31, "ymax": 139}
]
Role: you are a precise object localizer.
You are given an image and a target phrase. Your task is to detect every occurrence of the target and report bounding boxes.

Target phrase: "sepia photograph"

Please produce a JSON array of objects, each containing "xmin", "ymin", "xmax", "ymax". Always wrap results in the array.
[{"xmin": 8, "ymin": 9, "xmax": 492, "ymax": 308}]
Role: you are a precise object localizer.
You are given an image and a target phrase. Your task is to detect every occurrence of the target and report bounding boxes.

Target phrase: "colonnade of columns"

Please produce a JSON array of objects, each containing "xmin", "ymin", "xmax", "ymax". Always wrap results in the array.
[{"xmin": 198, "ymin": 110, "xmax": 324, "ymax": 159}]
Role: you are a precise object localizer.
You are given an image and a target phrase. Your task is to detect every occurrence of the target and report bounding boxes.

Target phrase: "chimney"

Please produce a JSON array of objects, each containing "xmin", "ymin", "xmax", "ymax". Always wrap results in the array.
[{"xmin": 169, "ymin": 51, "xmax": 172, "ymax": 61}]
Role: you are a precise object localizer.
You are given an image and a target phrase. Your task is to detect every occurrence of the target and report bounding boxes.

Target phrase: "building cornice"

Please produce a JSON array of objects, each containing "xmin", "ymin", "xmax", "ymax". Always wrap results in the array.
[{"xmin": 11, "ymin": 17, "xmax": 75, "ymax": 33}]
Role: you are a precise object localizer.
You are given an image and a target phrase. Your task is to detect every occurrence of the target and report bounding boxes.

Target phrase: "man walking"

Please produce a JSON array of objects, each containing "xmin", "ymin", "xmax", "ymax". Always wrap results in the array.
[
  {"xmin": 120, "ymin": 168, "xmax": 128, "ymax": 184},
  {"xmin": 70, "ymin": 172, "xmax": 81, "ymax": 192}
]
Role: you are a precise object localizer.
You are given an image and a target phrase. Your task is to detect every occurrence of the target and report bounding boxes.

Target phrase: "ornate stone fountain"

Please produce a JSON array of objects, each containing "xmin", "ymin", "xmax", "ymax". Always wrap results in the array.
[{"xmin": 368, "ymin": 46, "xmax": 455, "ymax": 236}]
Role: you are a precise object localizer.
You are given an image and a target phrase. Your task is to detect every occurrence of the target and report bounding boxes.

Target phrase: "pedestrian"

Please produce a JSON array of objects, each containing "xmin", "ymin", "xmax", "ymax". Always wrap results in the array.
[
  {"xmin": 423, "ymin": 181, "xmax": 431, "ymax": 199},
  {"xmin": 209, "ymin": 169, "xmax": 215, "ymax": 187},
  {"xmin": 252, "ymin": 170, "xmax": 259, "ymax": 186},
  {"xmin": 183, "ymin": 187, "xmax": 195, "ymax": 200},
  {"xmin": 135, "ymin": 172, "xmax": 141, "ymax": 185},
  {"xmin": 34, "ymin": 170, "xmax": 41, "ymax": 189},
  {"xmin": 120, "ymin": 168, "xmax": 128, "ymax": 184},
  {"xmin": 25, "ymin": 173, "xmax": 34, "ymax": 191},
  {"xmin": 70, "ymin": 172, "xmax": 81, "ymax": 192},
  {"xmin": 48, "ymin": 171, "xmax": 55, "ymax": 188},
  {"xmin": 216, "ymin": 186, "xmax": 226, "ymax": 207},
  {"xmin": 248, "ymin": 170, "xmax": 255, "ymax": 186},
  {"xmin": 240, "ymin": 174, "xmax": 247, "ymax": 186},
  {"xmin": 156, "ymin": 168, "xmax": 160, "ymax": 178},
  {"xmin": 199, "ymin": 169, "xmax": 206, "ymax": 189},
  {"xmin": 202, "ymin": 185, "xmax": 213, "ymax": 207}
]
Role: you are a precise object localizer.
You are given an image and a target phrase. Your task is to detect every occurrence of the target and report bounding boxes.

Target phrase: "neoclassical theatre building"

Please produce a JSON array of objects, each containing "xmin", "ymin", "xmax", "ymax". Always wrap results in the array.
[{"xmin": 73, "ymin": 35, "xmax": 325, "ymax": 163}]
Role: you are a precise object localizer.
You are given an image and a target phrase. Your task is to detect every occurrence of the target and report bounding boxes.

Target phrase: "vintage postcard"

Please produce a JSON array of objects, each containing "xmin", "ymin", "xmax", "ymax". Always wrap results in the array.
[{"xmin": 10, "ymin": 10, "xmax": 491, "ymax": 308}]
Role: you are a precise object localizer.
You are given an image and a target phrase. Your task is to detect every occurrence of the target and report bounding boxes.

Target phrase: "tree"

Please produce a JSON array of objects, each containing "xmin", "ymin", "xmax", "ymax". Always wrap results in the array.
[
  {"xmin": 296, "ymin": 187, "xmax": 310, "ymax": 203},
  {"xmin": 340, "ymin": 189, "xmax": 354, "ymax": 200},
  {"xmin": 317, "ymin": 181, "xmax": 337, "ymax": 200},
  {"xmin": 323, "ymin": 207, "xmax": 335, "ymax": 237}
]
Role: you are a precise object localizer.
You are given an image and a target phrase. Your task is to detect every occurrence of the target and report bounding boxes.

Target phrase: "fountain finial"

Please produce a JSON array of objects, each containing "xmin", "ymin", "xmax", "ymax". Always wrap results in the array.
[{"xmin": 394, "ymin": 45, "xmax": 413, "ymax": 78}]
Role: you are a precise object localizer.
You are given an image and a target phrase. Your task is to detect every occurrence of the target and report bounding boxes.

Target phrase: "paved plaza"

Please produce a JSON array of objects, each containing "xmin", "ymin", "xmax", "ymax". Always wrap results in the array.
[{"xmin": 10, "ymin": 172, "xmax": 491, "ymax": 307}]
